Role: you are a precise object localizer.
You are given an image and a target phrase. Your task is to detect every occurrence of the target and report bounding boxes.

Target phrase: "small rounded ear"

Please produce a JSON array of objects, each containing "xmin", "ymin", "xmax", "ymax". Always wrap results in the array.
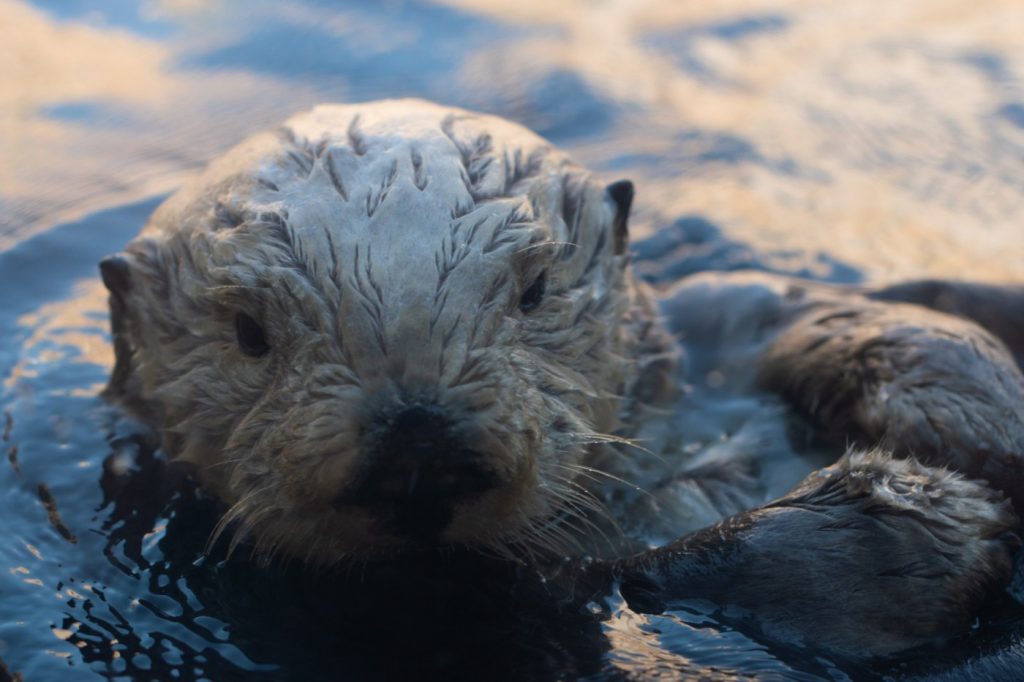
[
  {"xmin": 605, "ymin": 180, "xmax": 634, "ymax": 255},
  {"xmin": 99, "ymin": 253, "xmax": 137, "ymax": 397},
  {"xmin": 99, "ymin": 253, "xmax": 132, "ymax": 302}
]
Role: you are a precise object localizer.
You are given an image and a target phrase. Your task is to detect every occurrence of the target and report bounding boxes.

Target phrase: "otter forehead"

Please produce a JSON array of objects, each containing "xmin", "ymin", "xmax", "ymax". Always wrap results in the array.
[
  {"xmin": 161, "ymin": 101, "xmax": 597, "ymax": 300},
  {"xmin": 134, "ymin": 99, "xmax": 622, "ymax": 384},
  {"xmin": 156, "ymin": 99, "xmax": 571, "ymax": 250}
]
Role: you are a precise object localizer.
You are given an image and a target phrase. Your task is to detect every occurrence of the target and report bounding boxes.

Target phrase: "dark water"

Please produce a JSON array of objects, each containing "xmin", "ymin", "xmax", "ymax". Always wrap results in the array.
[{"xmin": 3, "ymin": 1, "xmax": 1024, "ymax": 680}]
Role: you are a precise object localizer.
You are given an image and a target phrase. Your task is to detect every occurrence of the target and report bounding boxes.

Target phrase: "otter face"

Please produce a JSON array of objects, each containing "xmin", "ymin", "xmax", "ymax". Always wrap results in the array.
[{"xmin": 99, "ymin": 101, "xmax": 654, "ymax": 564}]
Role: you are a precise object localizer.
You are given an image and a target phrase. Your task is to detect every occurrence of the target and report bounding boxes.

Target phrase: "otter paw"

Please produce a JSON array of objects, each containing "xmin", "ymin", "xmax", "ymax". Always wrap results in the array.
[{"xmin": 617, "ymin": 449, "xmax": 1020, "ymax": 659}]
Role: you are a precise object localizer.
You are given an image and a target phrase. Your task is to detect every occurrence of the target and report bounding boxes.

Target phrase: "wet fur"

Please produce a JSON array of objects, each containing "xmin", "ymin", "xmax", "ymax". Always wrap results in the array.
[
  {"xmin": 101, "ymin": 100, "xmax": 1024, "ymax": 658},
  {"xmin": 102, "ymin": 100, "xmax": 678, "ymax": 564},
  {"xmin": 618, "ymin": 450, "xmax": 1019, "ymax": 657}
]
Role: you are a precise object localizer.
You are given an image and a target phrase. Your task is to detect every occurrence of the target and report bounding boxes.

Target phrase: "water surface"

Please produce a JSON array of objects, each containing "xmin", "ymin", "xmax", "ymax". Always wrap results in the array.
[{"xmin": 2, "ymin": 1, "xmax": 1024, "ymax": 679}]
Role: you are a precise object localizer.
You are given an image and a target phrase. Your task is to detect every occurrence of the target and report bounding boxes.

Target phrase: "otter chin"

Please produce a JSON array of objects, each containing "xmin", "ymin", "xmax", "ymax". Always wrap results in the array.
[{"xmin": 98, "ymin": 99, "xmax": 677, "ymax": 564}]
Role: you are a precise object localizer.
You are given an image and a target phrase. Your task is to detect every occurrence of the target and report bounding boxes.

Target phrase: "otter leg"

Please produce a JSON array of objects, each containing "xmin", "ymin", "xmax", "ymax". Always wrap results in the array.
[
  {"xmin": 757, "ymin": 295, "xmax": 1024, "ymax": 510},
  {"xmin": 614, "ymin": 450, "xmax": 1019, "ymax": 659},
  {"xmin": 868, "ymin": 280, "xmax": 1024, "ymax": 366}
]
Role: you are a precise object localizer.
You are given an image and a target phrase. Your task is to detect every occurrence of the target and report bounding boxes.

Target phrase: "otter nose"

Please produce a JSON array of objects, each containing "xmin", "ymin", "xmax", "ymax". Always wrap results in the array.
[{"xmin": 348, "ymin": 405, "xmax": 497, "ymax": 542}]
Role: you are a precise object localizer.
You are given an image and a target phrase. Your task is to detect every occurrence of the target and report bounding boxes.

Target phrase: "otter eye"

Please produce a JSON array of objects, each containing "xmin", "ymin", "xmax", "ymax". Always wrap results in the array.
[
  {"xmin": 235, "ymin": 313, "xmax": 270, "ymax": 357},
  {"xmin": 519, "ymin": 273, "xmax": 546, "ymax": 313}
]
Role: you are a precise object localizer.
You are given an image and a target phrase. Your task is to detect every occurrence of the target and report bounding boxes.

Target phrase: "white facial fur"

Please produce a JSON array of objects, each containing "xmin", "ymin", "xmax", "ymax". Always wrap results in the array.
[{"xmin": 106, "ymin": 99, "xmax": 675, "ymax": 564}]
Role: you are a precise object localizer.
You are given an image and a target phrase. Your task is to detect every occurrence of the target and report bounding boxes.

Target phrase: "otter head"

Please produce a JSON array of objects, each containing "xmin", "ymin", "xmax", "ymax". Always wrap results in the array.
[{"xmin": 99, "ymin": 100, "xmax": 675, "ymax": 565}]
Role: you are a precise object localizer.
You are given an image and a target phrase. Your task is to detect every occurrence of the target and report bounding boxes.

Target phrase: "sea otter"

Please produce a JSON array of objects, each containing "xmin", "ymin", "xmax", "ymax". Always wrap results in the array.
[{"xmin": 97, "ymin": 99, "xmax": 1024, "ymax": 658}]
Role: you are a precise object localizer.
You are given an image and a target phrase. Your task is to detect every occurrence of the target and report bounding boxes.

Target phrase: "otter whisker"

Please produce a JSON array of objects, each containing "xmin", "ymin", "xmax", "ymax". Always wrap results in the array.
[
  {"xmin": 524, "ymin": 513, "xmax": 588, "ymax": 555},
  {"xmin": 206, "ymin": 512, "xmax": 241, "ymax": 556},
  {"xmin": 227, "ymin": 504, "xmax": 280, "ymax": 560},
  {"xmin": 204, "ymin": 484, "xmax": 276, "ymax": 555},
  {"xmin": 204, "ymin": 284, "xmax": 270, "ymax": 292},
  {"xmin": 498, "ymin": 479, "xmax": 621, "ymax": 559},
  {"xmin": 500, "ymin": 534, "xmax": 543, "ymax": 564},
  {"xmin": 566, "ymin": 431, "xmax": 657, "ymax": 457},
  {"xmin": 477, "ymin": 540, "xmax": 520, "ymax": 564},
  {"xmin": 546, "ymin": 475, "xmax": 617, "ymax": 525},
  {"xmin": 529, "ymin": 524, "xmax": 581, "ymax": 558},
  {"xmin": 553, "ymin": 506, "xmax": 617, "ymax": 554},
  {"xmin": 513, "ymin": 240, "xmax": 579, "ymax": 256},
  {"xmin": 553, "ymin": 513, "xmax": 613, "ymax": 555},
  {"xmin": 544, "ymin": 527, "xmax": 584, "ymax": 556},
  {"xmin": 197, "ymin": 456, "xmax": 248, "ymax": 473},
  {"xmin": 547, "ymin": 481, "xmax": 624, "ymax": 552},
  {"xmin": 558, "ymin": 485, "xmax": 619, "ymax": 530},
  {"xmin": 498, "ymin": 510, "xmax": 582, "ymax": 561},
  {"xmin": 546, "ymin": 464, "xmax": 610, "ymax": 493},
  {"xmin": 560, "ymin": 425, "xmax": 673, "ymax": 471},
  {"xmin": 551, "ymin": 462, "xmax": 654, "ymax": 499}
]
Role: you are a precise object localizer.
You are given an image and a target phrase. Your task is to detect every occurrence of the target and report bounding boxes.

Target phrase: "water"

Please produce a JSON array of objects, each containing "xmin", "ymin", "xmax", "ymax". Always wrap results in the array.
[{"xmin": 2, "ymin": 1, "xmax": 1024, "ymax": 679}]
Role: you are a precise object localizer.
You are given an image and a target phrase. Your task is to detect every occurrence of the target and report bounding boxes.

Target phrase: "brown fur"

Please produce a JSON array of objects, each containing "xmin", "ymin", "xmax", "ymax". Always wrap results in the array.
[
  {"xmin": 102, "ymin": 100, "xmax": 678, "ymax": 564},
  {"xmin": 100, "ymin": 100, "xmax": 1023, "ymax": 657},
  {"xmin": 618, "ymin": 449, "xmax": 1019, "ymax": 658}
]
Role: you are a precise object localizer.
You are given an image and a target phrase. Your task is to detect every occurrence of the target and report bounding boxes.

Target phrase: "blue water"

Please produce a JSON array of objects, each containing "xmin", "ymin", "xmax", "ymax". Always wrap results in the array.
[{"xmin": 2, "ymin": 1, "xmax": 1024, "ymax": 679}]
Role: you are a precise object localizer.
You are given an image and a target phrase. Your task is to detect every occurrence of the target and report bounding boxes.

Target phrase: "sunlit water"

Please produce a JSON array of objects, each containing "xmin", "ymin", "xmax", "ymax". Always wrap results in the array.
[{"xmin": 2, "ymin": 1, "xmax": 1024, "ymax": 680}]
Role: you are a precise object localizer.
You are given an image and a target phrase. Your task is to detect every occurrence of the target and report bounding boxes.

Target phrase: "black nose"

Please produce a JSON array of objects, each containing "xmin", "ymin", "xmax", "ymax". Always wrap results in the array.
[{"xmin": 344, "ymin": 405, "xmax": 497, "ymax": 543}]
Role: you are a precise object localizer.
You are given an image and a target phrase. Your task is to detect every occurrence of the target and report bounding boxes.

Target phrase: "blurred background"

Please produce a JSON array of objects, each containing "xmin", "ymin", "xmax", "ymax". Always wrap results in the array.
[{"xmin": 3, "ymin": 0, "xmax": 1023, "ymax": 280}]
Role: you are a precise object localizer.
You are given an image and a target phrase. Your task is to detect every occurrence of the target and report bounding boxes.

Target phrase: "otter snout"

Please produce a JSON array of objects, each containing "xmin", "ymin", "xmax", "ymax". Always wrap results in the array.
[{"xmin": 342, "ymin": 405, "xmax": 499, "ymax": 543}]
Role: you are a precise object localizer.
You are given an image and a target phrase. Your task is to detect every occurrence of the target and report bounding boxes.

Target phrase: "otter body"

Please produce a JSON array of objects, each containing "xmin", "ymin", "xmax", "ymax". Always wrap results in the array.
[{"xmin": 99, "ymin": 99, "xmax": 1024, "ymax": 658}]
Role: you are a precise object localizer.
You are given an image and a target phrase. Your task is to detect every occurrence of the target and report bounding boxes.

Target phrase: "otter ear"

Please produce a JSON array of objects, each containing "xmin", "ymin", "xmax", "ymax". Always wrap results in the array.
[
  {"xmin": 98, "ymin": 253, "xmax": 136, "ymax": 397},
  {"xmin": 99, "ymin": 253, "xmax": 133, "ymax": 304},
  {"xmin": 605, "ymin": 180, "xmax": 634, "ymax": 255}
]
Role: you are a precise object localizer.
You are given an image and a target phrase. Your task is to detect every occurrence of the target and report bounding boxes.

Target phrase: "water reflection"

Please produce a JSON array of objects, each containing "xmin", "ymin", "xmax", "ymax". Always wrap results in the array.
[
  {"xmin": 2, "ymin": 0, "xmax": 1024, "ymax": 679},
  {"xmin": 3, "ymin": 0, "xmax": 1024, "ymax": 278}
]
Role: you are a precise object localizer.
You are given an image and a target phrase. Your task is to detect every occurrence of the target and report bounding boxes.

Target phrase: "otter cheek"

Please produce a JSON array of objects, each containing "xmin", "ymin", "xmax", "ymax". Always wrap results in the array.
[{"xmin": 437, "ymin": 383, "xmax": 561, "ymax": 545}]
